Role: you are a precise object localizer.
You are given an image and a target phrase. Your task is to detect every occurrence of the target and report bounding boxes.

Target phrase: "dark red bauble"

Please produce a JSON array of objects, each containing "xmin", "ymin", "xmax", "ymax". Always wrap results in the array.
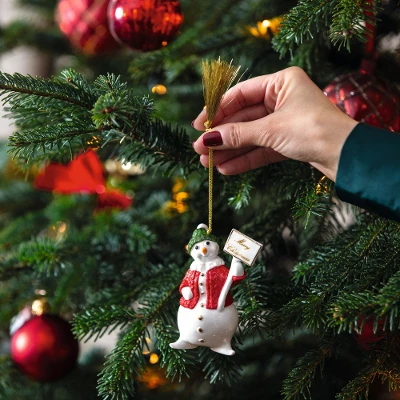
[
  {"xmin": 11, "ymin": 314, "xmax": 79, "ymax": 382},
  {"xmin": 324, "ymin": 71, "xmax": 400, "ymax": 132},
  {"xmin": 56, "ymin": 0, "xmax": 119, "ymax": 55},
  {"xmin": 355, "ymin": 318, "xmax": 386, "ymax": 351},
  {"xmin": 108, "ymin": 0, "xmax": 183, "ymax": 51}
]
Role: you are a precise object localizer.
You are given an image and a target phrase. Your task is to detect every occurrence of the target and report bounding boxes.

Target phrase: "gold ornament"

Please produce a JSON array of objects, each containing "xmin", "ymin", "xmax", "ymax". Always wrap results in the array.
[
  {"xmin": 31, "ymin": 298, "xmax": 51, "ymax": 316},
  {"xmin": 316, "ymin": 175, "xmax": 331, "ymax": 195},
  {"xmin": 86, "ymin": 136, "xmax": 101, "ymax": 149}
]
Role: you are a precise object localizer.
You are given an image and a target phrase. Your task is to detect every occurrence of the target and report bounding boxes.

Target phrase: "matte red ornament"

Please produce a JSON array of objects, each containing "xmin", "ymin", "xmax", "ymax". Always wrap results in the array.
[
  {"xmin": 324, "ymin": 68, "xmax": 400, "ymax": 132},
  {"xmin": 11, "ymin": 314, "xmax": 79, "ymax": 382},
  {"xmin": 34, "ymin": 150, "xmax": 106, "ymax": 194},
  {"xmin": 56, "ymin": 0, "xmax": 119, "ymax": 55},
  {"xmin": 96, "ymin": 189, "xmax": 133, "ymax": 211},
  {"xmin": 108, "ymin": 0, "xmax": 183, "ymax": 51}
]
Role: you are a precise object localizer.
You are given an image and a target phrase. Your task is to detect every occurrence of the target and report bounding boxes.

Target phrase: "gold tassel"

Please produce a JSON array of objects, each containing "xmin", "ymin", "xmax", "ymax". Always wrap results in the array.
[
  {"xmin": 202, "ymin": 58, "xmax": 241, "ymax": 130},
  {"xmin": 201, "ymin": 58, "xmax": 241, "ymax": 233}
]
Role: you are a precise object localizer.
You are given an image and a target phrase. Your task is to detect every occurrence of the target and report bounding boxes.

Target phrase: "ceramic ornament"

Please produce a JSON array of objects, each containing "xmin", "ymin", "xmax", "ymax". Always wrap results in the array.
[{"xmin": 170, "ymin": 223, "xmax": 245, "ymax": 356}]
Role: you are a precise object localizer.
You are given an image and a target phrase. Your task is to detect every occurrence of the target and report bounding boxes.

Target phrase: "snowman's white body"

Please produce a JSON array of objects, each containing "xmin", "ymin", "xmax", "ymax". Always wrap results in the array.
[{"xmin": 170, "ymin": 233, "xmax": 244, "ymax": 356}]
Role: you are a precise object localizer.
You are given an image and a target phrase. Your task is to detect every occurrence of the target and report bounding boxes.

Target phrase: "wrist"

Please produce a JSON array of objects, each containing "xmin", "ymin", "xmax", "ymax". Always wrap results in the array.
[{"xmin": 311, "ymin": 112, "xmax": 358, "ymax": 182}]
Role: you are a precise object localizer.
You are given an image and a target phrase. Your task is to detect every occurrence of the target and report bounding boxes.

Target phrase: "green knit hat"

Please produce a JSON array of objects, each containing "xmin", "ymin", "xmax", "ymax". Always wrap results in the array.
[{"xmin": 187, "ymin": 224, "xmax": 219, "ymax": 254}]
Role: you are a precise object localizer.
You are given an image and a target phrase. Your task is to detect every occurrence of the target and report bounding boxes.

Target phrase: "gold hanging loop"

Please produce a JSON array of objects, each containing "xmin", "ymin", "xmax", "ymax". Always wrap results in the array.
[{"xmin": 201, "ymin": 59, "xmax": 241, "ymax": 234}]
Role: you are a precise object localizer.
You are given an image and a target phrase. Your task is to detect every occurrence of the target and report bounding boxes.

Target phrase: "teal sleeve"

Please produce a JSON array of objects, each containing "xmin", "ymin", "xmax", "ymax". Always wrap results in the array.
[{"xmin": 336, "ymin": 123, "xmax": 400, "ymax": 222}]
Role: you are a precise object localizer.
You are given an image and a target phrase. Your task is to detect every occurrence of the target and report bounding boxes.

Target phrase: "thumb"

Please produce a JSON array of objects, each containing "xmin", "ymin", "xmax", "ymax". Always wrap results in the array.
[{"xmin": 200, "ymin": 117, "xmax": 273, "ymax": 150}]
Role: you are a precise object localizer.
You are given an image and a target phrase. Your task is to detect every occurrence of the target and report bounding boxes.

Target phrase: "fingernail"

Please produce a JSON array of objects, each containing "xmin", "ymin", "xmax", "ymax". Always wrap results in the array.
[
  {"xmin": 191, "ymin": 141, "xmax": 195, "ymax": 147},
  {"xmin": 203, "ymin": 131, "xmax": 223, "ymax": 147},
  {"xmin": 191, "ymin": 120, "xmax": 195, "ymax": 127}
]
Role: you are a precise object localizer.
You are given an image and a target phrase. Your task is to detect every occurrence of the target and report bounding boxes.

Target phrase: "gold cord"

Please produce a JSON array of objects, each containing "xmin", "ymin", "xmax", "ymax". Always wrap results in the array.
[
  {"xmin": 208, "ymin": 148, "xmax": 213, "ymax": 234},
  {"xmin": 201, "ymin": 59, "xmax": 241, "ymax": 235}
]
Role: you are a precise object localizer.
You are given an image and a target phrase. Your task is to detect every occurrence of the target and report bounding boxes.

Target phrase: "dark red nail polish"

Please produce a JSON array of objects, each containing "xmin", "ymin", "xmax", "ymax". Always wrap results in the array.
[
  {"xmin": 191, "ymin": 120, "xmax": 195, "ymax": 127},
  {"xmin": 203, "ymin": 131, "xmax": 223, "ymax": 147}
]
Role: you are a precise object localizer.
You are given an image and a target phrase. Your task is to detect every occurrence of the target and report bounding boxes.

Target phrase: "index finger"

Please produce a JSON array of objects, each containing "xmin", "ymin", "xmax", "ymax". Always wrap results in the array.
[{"xmin": 193, "ymin": 74, "xmax": 271, "ymax": 130}]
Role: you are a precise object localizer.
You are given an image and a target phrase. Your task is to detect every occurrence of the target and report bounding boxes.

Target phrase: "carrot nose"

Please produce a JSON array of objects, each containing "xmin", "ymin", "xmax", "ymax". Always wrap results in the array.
[{"xmin": 202, "ymin": 247, "xmax": 208, "ymax": 255}]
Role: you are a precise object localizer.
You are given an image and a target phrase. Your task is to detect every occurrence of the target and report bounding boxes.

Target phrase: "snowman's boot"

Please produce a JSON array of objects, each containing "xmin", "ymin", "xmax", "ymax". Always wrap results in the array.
[
  {"xmin": 210, "ymin": 343, "xmax": 235, "ymax": 356},
  {"xmin": 170, "ymin": 339, "xmax": 198, "ymax": 350}
]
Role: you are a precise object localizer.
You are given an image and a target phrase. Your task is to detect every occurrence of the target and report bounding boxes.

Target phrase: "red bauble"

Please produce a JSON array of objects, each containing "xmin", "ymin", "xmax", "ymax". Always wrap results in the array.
[
  {"xmin": 11, "ymin": 314, "xmax": 79, "ymax": 382},
  {"xmin": 324, "ymin": 70, "xmax": 400, "ymax": 131},
  {"xmin": 108, "ymin": 0, "xmax": 183, "ymax": 51},
  {"xmin": 356, "ymin": 318, "xmax": 386, "ymax": 350},
  {"xmin": 34, "ymin": 150, "xmax": 105, "ymax": 194},
  {"xmin": 56, "ymin": 0, "xmax": 119, "ymax": 55}
]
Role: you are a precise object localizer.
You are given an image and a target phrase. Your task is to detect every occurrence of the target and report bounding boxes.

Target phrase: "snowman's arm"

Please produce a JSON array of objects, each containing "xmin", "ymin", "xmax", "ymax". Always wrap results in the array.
[
  {"xmin": 230, "ymin": 257, "xmax": 245, "ymax": 286},
  {"xmin": 179, "ymin": 271, "xmax": 194, "ymax": 300},
  {"xmin": 181, "ymin": 287, "xmax": 193, "ymax": 300}
]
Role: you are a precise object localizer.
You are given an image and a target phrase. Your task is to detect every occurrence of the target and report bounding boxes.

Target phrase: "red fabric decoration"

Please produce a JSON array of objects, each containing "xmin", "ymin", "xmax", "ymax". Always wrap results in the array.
[
  {"xmin": 108, "ymin": 0, "xmax": 184, "ymax": 51},
  {"xmin": 96, "ymin": 189, "xmax": 133, "ymax": 211},
  {"xmin": 34, "ymin": 150, "xmax": 105, "ymax": 194},
  {"xmin": 56, "ymin": 0, "xmax": 119, "ymax": 55},
  {"xmin": 11, "ymin": 314, "xmax": 79, "ymax": 382}
]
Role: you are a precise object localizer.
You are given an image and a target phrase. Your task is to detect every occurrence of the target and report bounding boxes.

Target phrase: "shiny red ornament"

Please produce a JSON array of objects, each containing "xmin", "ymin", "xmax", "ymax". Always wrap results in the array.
[
  {"xmin": 11, "ymin": 314, "xmax": 79, "ymax": 382},
  {"xmin": 56, "ymin": 0, "xmax": 119, "ymax": 55},
  {"xmin": 108, "ymin": 0, "xmax": 183, "ymax": 51},
  {"xmin": 96, "ymin": 189, "xmax": 133, "ymax": 211},
  {"xmin": 34, "ymin": 150, "xmax": 106, "ymax": 194},
  {"xmin": 324, "ymin": 69, "xmax": 400, "ymax": 132}
]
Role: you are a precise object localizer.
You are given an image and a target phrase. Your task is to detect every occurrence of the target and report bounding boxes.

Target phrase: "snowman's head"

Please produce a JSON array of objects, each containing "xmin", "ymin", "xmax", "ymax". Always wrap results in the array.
[
  {"xmin": 190, "ymin": 239, "xmax": 219, "ymax": 262},
  {"xmin": 187, "ymin": 223, "xmax": 220, "ymax": 262}
]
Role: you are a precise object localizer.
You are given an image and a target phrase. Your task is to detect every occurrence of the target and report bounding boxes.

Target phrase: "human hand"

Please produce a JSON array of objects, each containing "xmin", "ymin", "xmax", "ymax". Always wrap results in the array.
[{"xmin": 192, "ymin": 67, "xmax": 358, "ymax": 181}]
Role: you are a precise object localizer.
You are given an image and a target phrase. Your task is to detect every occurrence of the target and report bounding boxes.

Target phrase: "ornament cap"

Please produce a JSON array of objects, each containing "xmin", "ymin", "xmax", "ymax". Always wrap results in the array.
[{"xmin": 32, "ymin": 298, "xmax": 51, "ymax": 316}]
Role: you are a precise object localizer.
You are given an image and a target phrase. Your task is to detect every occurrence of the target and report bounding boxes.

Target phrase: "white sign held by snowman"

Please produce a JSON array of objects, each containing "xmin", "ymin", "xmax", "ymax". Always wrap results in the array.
[{"xmin": 223, "ymin": 229, "xmax": 263, "ymax": 267}]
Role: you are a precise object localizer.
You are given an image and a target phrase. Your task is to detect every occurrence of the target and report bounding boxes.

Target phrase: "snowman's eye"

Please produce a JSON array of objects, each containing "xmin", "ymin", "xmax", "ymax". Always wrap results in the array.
[
  {"xmin": 195, "ymin": 245, "xmax": 199, "ymax": 250},
  {"xmin": 206, "ymin": 241, "xmax": 210, "ymax": 245}
]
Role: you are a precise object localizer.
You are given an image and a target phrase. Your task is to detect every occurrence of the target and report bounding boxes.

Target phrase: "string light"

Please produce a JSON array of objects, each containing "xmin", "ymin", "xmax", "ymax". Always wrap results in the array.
[
  {"xmin": 247, "ymin": 16, "xmax": 283, "ymax": 39},
  {"xmin": 149, "ymin": 353, "xmax": 159, "ymax": 364},
  {"xmin": 151, "ymin": 84, "xmax": 167, "ymax": 95},
  {"xmin": 163, "ymin": 177, "xmax": 189, "ymax": 215}
]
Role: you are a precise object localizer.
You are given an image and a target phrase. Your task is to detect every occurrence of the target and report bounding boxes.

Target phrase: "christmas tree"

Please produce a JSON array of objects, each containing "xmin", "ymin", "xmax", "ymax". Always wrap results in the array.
[{"xmin": 1, "ymin": 0, "xmax": 400, "ymax": 399}]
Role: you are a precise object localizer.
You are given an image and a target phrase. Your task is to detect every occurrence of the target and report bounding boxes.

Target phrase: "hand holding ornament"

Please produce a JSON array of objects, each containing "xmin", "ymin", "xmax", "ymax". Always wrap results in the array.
[{"xmin": 192, "ymin": 66, "xmax": 357, "ymax": 181}]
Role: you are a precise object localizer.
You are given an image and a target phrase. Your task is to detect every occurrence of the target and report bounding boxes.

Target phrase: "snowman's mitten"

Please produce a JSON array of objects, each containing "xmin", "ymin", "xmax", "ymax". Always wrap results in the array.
[
  {"xmin": 181, "ymin": 287, "xmax": 193, "ymax": 300},
  {"xmin": 230, "ymin": 257, "xmax": 244, "ymax": 277}
]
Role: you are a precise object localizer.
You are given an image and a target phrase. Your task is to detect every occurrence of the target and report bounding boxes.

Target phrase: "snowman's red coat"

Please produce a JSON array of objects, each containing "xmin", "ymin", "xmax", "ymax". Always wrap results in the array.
[{"xmin": 179, "ymin": 265, "xmax": 245, "ymax": 309}]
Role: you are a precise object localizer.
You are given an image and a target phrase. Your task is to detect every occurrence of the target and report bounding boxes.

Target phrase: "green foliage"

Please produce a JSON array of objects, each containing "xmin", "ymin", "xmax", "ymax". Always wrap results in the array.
[{"xmin": 1, "ymin": 0, "xmax": 400, "ymax": 399}]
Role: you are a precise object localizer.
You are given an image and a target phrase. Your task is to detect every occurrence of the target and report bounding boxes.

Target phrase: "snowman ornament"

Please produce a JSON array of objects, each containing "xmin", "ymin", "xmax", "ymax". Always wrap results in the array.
[{"xmin": 170, "ymin": 224, "xmax": 245, "ymax": 356}]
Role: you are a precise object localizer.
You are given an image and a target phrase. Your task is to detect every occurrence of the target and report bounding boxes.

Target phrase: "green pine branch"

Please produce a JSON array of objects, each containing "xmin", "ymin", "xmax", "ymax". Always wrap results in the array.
[
  {"xmin": 282, "ymin": 337, "xmax": 335, "ymax": 400},
  {"xmin": 200, "ymin": 346, "xmax": 243, "ymax": 385},
  {"xmin": 154, "ymin": 320, "xmax": 196, "ymax": 381},
  {"xmin": 2, "ymin": 70, "xmax": 195, "ymax": 174},
  {"xmin": 72, "ymin": 305, "xmax": 138, "ymax": 342},
  {"xmin": 336, "ymin": 333, "xmax": 400, "ymax": 400}
]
